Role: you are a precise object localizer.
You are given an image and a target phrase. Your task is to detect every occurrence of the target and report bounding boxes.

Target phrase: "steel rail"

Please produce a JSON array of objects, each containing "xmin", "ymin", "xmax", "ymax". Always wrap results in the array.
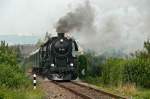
[{"xmin": 71, "ymin": 81, "xmax": 127, "ymax": 99}]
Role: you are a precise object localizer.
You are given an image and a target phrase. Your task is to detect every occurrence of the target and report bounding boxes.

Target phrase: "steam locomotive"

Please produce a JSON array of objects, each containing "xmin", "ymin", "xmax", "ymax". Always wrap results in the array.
[{"xmin": 28, "ymin": 33, "xmax": 79, "ymax": 80}]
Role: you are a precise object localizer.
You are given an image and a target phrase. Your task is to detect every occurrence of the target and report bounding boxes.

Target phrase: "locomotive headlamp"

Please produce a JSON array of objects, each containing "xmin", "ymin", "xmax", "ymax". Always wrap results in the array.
[
  {"xmin": 60, "ymin": 39, "xmax": 63, "ymax": 42},
  {"xmin": 51, "ymin": 64, "xmax": 54, "ymax": 67},
  {"xmin": 70, "ymin": 63, "xmax": 74, "ymax": 67}
]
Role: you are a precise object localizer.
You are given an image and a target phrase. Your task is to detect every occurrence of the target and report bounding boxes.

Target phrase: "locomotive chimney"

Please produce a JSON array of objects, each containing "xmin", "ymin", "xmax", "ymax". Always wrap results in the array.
[{"xmin": 57, "ymin": 33, "xmax": 65, "ymax": 38}]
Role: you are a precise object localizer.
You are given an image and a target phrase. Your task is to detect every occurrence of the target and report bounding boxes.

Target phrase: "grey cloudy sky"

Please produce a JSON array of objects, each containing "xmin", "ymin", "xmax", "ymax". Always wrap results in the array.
[
  {"xmin": 0, "ymin": 0, "xmax": 74, "ymax": 36},
  {"xmin": 0, "ymin": 0, "xmax": 150, "ymax": 53},
  {"xmin": 0, "ymin": 0, "xmax": 149, "ymax": 36}
]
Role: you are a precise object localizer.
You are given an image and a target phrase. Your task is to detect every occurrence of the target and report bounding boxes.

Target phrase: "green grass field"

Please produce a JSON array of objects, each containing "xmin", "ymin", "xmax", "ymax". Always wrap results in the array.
[{"xmin": 0, "ymin": 86, "xmax": 44, "ymax": 99}]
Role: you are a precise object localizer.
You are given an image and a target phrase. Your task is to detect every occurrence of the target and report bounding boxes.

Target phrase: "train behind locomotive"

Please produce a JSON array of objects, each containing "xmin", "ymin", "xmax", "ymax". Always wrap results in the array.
[{"xmin": 28, "ymin": 33, "xmax": 79, "ymax": 80}]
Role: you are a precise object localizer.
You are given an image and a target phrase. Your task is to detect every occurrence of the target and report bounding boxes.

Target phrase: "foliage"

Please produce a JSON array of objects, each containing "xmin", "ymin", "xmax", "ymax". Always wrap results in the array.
[
  {"xmin": 133, "ymin": 88, "xmax": 150, "ymax": 99},
  {"xmin": 0, "ymin": 41, "xmax": 17, "ymax": 65},
  {"xmin": 0, "ymin": 64, "xmax": 29, "ymax": 88},
  {"xmin": 0, "ymin": 41, "xmax": 30, "ymax": 88},
  {"xmin": 144, "ymin": 40, "xmax": 150, "ymax": 54},
  {"xmin": 133, "ymin": 40, "xmax": 150, "ymax": 59},
  {"xmin": 123, "ymin": 40, "xmax": 150, "ymax": 88},
  {"xmin": 123, "ymin": 58, "xmax": 150, "ymax": 88},
  {"xmin": 101, "ymin": 58, "xmax": 150, "ymax": 88},
  {"xmin": 78, "ymin": 51, "xmax": 104, "ymax": 77},
  {"xmin": 101, "ymin": 58, "xmax": 125, "ymax": 86},
  {"xmin": 82, "ymin": 76, "xmax": 150, "ymax": 99},
  {"xmin": 0, "ymin": 86, "xmax": 44, "ymax": 99},
  {"xmin": 0, "ymin": 41, "xmax": 44, "ymax": 98},
  {"xmin": 80, "ymin": 40, "xmax": 150, "ymax": 88},
  {"xmin": 78, "ymin": 55, "xmax": 88, "ymax": 78},
  {"xmin": 80, "ymin": 40, "xmax": 150, "ymax": 98}
]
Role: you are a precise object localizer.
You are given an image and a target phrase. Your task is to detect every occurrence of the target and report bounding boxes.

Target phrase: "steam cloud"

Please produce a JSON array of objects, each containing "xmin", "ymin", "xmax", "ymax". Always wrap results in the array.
[
  {"xmin": 56, "ymin": 0, "xmax": 150, "ymax": 54},
  {"xmin": 1, "ymin": 0, "xmax": 150, "ymax": 54},
  {"xmin": 56, "ymin": 0, "xmax": 95, "ymax": 34}
]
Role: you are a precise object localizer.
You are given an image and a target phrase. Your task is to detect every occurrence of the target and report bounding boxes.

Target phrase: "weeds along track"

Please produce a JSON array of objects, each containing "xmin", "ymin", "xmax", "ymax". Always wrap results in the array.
[{"xmin": 52, "ymin": 81, "xmax": 127, "ymax": 99}]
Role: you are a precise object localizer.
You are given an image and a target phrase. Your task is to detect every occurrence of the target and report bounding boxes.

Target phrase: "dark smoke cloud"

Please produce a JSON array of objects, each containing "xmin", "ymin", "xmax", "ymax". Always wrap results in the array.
[{"xmin": 56, "ymin": 0, "xmax": 95, "ymax": 33}]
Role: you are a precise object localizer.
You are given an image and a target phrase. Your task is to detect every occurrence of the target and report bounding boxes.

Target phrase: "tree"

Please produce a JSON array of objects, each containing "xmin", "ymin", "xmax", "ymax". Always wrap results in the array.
[
  {"xmin": 144, "ymin": 39, "xmax": 150, "ymax": 54},
  {"xmin": 133, "ymin": 39, "xmax": 150, "ymax": 58},
  {"xmin": 0, "ymin": 41, "xmax": 17, "ymax": 65}
]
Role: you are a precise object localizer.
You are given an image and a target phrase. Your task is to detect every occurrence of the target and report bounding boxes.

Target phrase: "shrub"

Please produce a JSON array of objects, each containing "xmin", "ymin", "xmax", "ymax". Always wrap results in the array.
[
  {"xmin": 0, "ymin": 41, "xmax": 29, "ymax": 88},
  {"xmin": 101, "ymin": 58, "xmax": 125, "ymax": 86},
  {"xmin": 0, "ymin": 41, "xmax": 44, "ymax": 98},
  {"xmin": 123, "ymin": 58, "xmax": 150, "ymax": 88},
  {"xmin": 0, "ymin": 41, "xmax": 17, "ymax": 65},
  {"xmin": 78, "ymin": 51, "xmax": 103, "ymax": 77},
  {"xmin": 0, "ymin": 64, "xmax": 29, "ymax": 88},
  {"xmin": 78, "ymin": 55, "xmax": 88, "ymax": 78},
  {"xmin": 101, "ymin": 58, "xmax": 150, "ymax": 88}
]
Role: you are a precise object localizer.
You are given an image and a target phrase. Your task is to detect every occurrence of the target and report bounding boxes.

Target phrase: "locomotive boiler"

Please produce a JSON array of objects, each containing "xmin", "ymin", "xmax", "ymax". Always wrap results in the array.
[{"xmin": 29, "ymin": 33, "xmax": 79, "ymax": 80}]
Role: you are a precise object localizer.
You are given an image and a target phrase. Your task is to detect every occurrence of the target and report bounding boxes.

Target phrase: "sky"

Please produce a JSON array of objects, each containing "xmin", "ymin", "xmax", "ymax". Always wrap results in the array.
[
  {"xmin": 0, "ymin": 0, "xmax": 73, "ymax": 36},
  {"xmin": 0, "ymin": 0, "xmax": 150, "ymax": 53},
  {"xmin": 0, "ymin": 0, "xmax": 149, "ymax": 36}
]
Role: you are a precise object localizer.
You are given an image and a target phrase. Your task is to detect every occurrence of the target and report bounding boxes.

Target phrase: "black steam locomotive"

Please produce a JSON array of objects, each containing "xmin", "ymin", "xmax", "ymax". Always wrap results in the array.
[{"xmin": 29, "ymin": 33, "xmax": 79, "ymax": 80}]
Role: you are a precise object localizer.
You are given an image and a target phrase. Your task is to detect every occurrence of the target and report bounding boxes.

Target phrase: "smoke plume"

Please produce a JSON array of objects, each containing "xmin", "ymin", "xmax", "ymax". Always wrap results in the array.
[
  {"xmin": 56, "ymin": 0, "xmax": 150, "ymax": 54},
  {"xmin": 56, "ymin": 0, "xmax": 95, "ymax": 34}
]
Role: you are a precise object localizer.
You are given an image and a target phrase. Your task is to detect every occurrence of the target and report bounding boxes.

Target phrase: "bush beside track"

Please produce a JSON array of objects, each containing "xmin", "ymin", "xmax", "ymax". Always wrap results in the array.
[
  {"xmin": 78, "ymin": 40, "xmax": 150, "ymax": 98},
  {"xmin": 0, "ymin": 41, "xmax": 44, "ymax": 99},
  {"xmin": 101, "ymin": 58, "xmax": 150, "ymax": 88}
]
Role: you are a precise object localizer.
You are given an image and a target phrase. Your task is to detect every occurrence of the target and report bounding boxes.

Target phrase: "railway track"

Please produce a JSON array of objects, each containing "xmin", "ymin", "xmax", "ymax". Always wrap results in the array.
[
  {"xmin": 51, "ymin": 81, "xmax": 127, "ymax": 99},
  {"xmin": 27, "ymin": 71, "xmax": 127, "ymax": 99}
]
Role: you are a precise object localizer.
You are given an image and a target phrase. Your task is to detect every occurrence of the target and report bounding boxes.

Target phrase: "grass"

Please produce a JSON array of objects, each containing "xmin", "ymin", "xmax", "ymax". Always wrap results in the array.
[
  {"xmin": 82, "ymin": 76, "xmax": 150, "ymax": 99},
  {"xmin": 132, "ymin": 88, "xmax": 150, "ymax": 99},
  {"xmin": 0, "ymin": 84, "xmax": 45, "ymax": 99}
]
